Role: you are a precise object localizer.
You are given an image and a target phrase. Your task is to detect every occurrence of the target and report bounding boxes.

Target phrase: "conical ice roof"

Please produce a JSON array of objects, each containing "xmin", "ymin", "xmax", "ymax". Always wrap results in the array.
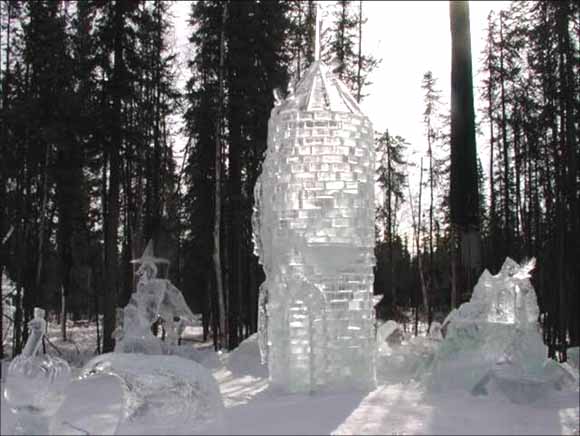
[
  {"xmin": 275, "ymin": 61, "xmax": 365, "ymax": 116},
  {"xmin": 130, "ymin": 239, "xmax": 170, "ymax": 264}
]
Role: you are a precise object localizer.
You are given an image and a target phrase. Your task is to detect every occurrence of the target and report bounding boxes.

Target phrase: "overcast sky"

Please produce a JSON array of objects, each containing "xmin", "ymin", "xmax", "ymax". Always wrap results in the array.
[
  {"xmin": 170, "ymin": 0, "xmax": 509, "ymax": 151},
  {"xmin": 168, "ymin": 0, "xmax": 511, "ymax": 240}
]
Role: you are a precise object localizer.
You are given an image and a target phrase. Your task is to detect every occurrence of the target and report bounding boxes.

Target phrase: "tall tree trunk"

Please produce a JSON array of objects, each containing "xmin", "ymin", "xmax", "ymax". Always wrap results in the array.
[
  {"xmin": 150, "ymin": 0, "xmax": 163, "ymax": 240},
  {"xmin": 356, "ymin": 1, "xmax": 363, "ymax": 103},
  {"xmin": 385, "ymin": 131, "xmax": 396, "ymax": 306},
  {"xmin": 213, "ymin": 2, "xmax": 228, "ymax": 351},
  {"xmin": 499, "ymin": 11, "xmax": 511, "ymax": 256},
  {"xmin": 449, "ymin": 0, "xmax": 482, "ymax": 291},
  {"xmin": 0, "ymin": 0, "xmax": 12, "ymax": 367},
  {"xmin": 60, "ymin": 286, "xmax": 66, "ymax": 340},
  {"xmin": 33, "ymin": 145, "xmax": 50, "ymax": 320},
  {"xmin": 486, "ymin": 24, "xmax": 497, "ymax": 268},
  {"xmin": 428, "ymin": 113, "xmax": 434, "ymax": 327},
  {"xmin": 229, "ymin": 131, "xmax": 242, "ymax": 349},
  {"xmin": 409, "ymin": 160, "xmax": 429, "ymax": 324},
  {"xmin": 103, "ymin": 0, "xmax": 125, "ymax": 353},
  {"xmin": 450, "ymin": 226, "xmax": 458, "ymax": 308},
  {"xmin": 559, "ymin": 2, "xmax": 578, "ymax": 348}
]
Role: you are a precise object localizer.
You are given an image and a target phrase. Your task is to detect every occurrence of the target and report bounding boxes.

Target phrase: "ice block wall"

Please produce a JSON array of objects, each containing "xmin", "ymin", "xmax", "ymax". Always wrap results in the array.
[{"xmin": 253, "ymin": 60, "xmax": 376, "ymax": 392}]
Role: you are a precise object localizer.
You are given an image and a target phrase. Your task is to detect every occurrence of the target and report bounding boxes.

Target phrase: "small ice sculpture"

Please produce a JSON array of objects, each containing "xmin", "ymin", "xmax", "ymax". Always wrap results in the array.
[
  {"xmin": 375, "ymin": 320, "xmax": 441, "ymax": 385},
  {"xmin": 3, "ymin": 307, "xmax": 71, "ymax": 435},
  {"xmin": 428, "ymin": 322, "xmax": 443, "ymax": 341},
  {"xmin": 567, "ymin": 347, "xmax": 579, "ymax": 370},
  {"xmin": 427, "ymin": 258, "xmax": 574, "ymax": 403},
  {"xmin": 115, "ymin": 240, "xmax": 197, "ymax": 356},
  {"xmin": 2, "ymin": 272, "xmax": 16, "ymax": 346},
  {"xmin": 252, "ymin": 7, "xmax": 376, "ymax": 392},
  {"xmin": 50, "ymin": 353, "xmax": 225, "ymax": 435},
  {"xmin": 376, "ymin": 320, "xmax": 404, "ymax": 353}
]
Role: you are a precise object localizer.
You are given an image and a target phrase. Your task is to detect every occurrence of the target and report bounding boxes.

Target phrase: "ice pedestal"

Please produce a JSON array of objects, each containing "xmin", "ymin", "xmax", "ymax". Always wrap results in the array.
[
  {"xmin": 425, "ymin": 258, "xmax": 574, "ymax": 402},
  {"xmin": 375, "ymin": 321, "xmax": 441, "ymax": 385},
  {"xmin": 566, "ymin": 347, "xmax": 579, "ymax": 369},
  {"xmin": 428, "ymin": 322, "xmax": 443, "ymax": 341},
  {"xmin": 50, "ymin": 353, "xmax": 225, "ymax": 435},
  {"xmin": 3, "ymin": 308, "xmax": 71, "ymax": 435},
  {"xmin": 376, "ymin": 320, "xmax": 404, "ymax": 353},
  {"xmin": 253, "ymin": 59, "xmax": 376, "ymax": 393}
]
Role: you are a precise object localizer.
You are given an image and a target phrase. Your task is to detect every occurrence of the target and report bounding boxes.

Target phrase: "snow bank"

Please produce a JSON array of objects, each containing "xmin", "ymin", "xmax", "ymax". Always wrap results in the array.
[
  {"xmin": 376, "ymin": 335, "xmax": 440, "ymax": 385},
  {"xmin": 225, "ymin": 334, "xmax": 267, "ymax": 378}
]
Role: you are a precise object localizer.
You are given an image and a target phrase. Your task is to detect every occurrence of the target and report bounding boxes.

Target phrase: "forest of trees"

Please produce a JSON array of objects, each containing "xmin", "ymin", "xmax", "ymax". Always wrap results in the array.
[{"xmin": 0, "ymin": 0, "xmax": 578, "ymax": 363}]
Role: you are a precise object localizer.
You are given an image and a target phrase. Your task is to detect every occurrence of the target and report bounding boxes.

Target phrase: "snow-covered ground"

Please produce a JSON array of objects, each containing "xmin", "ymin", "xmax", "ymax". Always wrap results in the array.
[{"xmin": 2, "ymin": 321, "xmax": 578, "ymax": 435}]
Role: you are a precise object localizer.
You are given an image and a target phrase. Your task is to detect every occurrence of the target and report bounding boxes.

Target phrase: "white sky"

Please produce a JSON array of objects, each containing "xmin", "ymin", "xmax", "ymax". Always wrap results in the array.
[
  {"xmin": 168, "ymin": 0, "xmax": 511, "ymax": 243},
  {"xmin": 359, "ymin": 1, "xmax": 509, "ymax": 151},
  {"xmin": 170, "ymin": 0, "xmax": 509, "ymax": 153}
]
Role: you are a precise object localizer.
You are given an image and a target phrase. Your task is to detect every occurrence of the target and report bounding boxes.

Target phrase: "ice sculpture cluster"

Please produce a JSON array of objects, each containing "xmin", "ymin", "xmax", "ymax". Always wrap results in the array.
[
  {"xmin": 427, "ymin": 258, "xmax": 574, "ymax": 403},
  {"xmin": 51, "ymin": 353, "xmax": 225, "ymax": 435},
  {"xmin": 253, "ymin": 59, "xmax": 376, "ymax": 392},
  {"xmin": 3, "ymin": 308, "xmax": 71, "ymax": 435},
  {"xmin": 114, "ymin": 240, "xmax": 197, "ymax": 356}
]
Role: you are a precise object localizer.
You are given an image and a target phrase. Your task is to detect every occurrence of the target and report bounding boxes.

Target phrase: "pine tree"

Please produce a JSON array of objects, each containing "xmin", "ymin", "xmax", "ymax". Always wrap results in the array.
[
  {"xmin": 421, "ymin": 70, "xmax": 447, "ymax": 324},
  {"xmin": 322, "ymin": 0, "xmax": 379, "ymax": 100},
  {"xmin": 375, "ymin": 130, "xmax": 408, "ymax": 307}
]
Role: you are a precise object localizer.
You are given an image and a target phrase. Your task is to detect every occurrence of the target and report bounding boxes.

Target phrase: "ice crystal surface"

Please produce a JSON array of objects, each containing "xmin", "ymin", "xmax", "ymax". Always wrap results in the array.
[{"xmin": 253, "ymin": 61, "xmax": 376, "ymax": 392}]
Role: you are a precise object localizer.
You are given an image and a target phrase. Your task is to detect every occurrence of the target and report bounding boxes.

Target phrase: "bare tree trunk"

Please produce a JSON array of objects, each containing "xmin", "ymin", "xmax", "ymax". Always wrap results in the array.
[
  {"xmin": 103, "ymin": 0, "xmax": 125, "ymax": 353},
  {"xmin": 449, "ymin": 1, "xmax": 482, "ymax": 292},
  {"xmin": 499, "ymin": 11, "xmax": 510, "ymax": 255},
  {"xmin": 34, "ymin": 145, "xmax": 50, "ymax": 319},
  {"xmin": 60, "ymin": 286, "xmax": 66, "ymax": 341},
  {"xmin": 486, "ymin": 23, "xmax": 497, "ymax": 268},
  {"xmin": 428, "ymin": 114, "xmax": 434, "ymax": 329},
  {"xmin": 408, "ymin": 160, "xmax": 429, "ymax": 328},
  {"xmin": 213, "ymin": 2, "xmax": 228, "ymax": 351},
  {"xmin": 385, "ymin": 131, "xmax": 396, "ymax": 306},
  {"xmin": 356, "ymin": 0, "xmax": 363, "ymax": 103},
  {"xmin": 450, "ymin": 227, "xmax": 458, "ymax": 309},
  {"xmin": 0, "ymin": 1, "xmax": 10, "ymax": 369}
]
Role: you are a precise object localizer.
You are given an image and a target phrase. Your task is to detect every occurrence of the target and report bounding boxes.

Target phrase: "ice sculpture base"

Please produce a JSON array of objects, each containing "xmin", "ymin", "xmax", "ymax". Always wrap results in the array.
[
  {"xmin": 3, "ymin": 354, "xmax": 72, "ymax": 435},
  {"xmin": 376, "ymin": 335, "xmax": 440, "ymax": 385},
  {"xmin": 50, "ymin": 373, "xmax": 124, "ymax": 435},
  {"xmin": 51, "ymin": 353, "xmax": 225, "ymax": 435}
]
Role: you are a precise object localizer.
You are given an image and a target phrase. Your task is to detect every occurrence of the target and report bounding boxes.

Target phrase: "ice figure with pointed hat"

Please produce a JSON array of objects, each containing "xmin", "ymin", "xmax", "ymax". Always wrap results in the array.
[
  {"xmin": 46, "ymin": 241, "xmax": 224, "ymax": 435},
  {"xmin": 3, "ymin": 307, "xmax": 71, "ymax": 435},
  {"xmin": 114, "ymin": 240, "xmax": 197, "ymax": 355},
  {"xmin": 252, "ymin": 5, "xmax": 376, "ymax": 392}
]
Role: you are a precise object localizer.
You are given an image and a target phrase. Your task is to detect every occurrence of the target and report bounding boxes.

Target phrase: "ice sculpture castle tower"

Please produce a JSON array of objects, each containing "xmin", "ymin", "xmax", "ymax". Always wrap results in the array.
[{"xmin": 253, "ymin": 5, "xmax": 376, "ymax": 392}]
